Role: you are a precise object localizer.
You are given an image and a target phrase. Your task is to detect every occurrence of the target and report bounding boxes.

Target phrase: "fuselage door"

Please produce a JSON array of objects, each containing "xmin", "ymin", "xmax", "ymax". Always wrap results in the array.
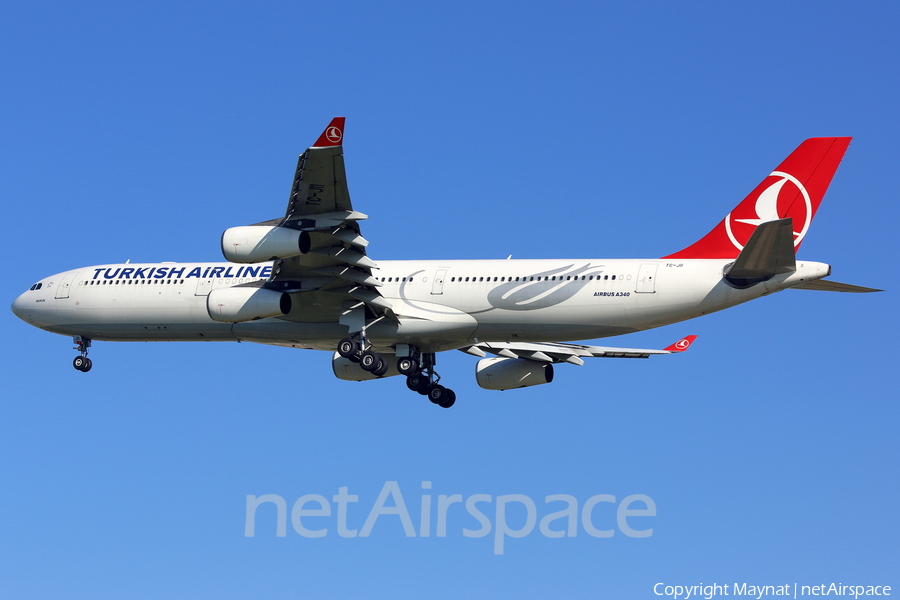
[
  {"xmin": 431, "ymin": 269, "xmax": 448, "ymax": 295},
  {"xmin": 635, "ymin": 263, "xmax": 658, "ymax": 293},
  {"xmin": 54, "ymin": 271, "xmax": 79, "ymax": 299},
  {"xmin": 195, "ymin": 278, "xmax": 213, "ymax": 296}
]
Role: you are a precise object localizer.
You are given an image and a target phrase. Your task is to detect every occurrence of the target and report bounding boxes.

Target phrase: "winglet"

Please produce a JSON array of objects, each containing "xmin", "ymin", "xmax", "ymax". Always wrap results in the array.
[
  {"xmin": 311, "ymin": 117, "xmax": 346, "ymax": 148},
  {"xmin": 664, "ymin": 335, "xmax": 697, "ymax": 352}
]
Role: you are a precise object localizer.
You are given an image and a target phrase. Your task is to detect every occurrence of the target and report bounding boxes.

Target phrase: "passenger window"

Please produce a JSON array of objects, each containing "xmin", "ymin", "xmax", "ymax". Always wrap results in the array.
[{"xmin": 612, "ymin": 275, "xmax": 616, "ymax": 280}]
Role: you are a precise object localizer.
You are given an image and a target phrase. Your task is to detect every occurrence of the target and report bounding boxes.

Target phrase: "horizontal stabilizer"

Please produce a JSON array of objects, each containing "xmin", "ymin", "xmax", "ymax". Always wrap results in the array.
[
  {"xmin": 791, "ymin": 279, "xmax": 882, "ymax": 293},
  {"xmin": 725, "ymin": 218, "xmax": 796, "ymax": 287}
]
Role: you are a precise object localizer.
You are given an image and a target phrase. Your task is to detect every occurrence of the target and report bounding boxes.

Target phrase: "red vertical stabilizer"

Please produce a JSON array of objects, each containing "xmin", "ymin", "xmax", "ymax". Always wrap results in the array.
[{"xmin": 664, "ymin": 137, "xmax": 851, "ymax": 259}]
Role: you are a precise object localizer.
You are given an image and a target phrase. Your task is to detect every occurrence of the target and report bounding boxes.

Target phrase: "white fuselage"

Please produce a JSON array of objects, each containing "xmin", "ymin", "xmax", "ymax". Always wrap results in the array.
[{"xmin": 11, "ymin": 258, "xmax": 831, "ymax": 353}]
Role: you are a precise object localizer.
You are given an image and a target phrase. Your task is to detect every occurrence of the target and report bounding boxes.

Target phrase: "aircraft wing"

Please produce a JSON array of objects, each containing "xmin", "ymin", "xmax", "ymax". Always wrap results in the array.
[
  {"xmin": 459, "ymin": 335, "xmax": 697, "ymax": 365},
  {"xmin": 267, "ymin": 118, "xmax": 391, "ymax": 322}
]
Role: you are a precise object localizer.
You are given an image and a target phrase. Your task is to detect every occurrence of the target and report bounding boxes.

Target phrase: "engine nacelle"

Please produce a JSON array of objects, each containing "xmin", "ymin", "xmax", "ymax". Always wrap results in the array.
[
  {"xmin": 206, "ymin": 287, "xmax": 291, "ymax": 323},
  {"xmin": 475, "ymin": 357, "xmax": 554, "ymax": 391},
  {"xmin": 331, "ymin": 352, "xmax": 402, "ymax": 381},
  {"xmin": 221, "ymin": 225, "xmax": 307, "ymax": 263}
]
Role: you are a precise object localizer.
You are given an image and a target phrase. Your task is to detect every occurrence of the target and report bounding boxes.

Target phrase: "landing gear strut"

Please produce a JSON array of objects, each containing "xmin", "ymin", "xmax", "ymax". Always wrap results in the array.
[{"xmin": 73, "ymin": 336, "xmax": 92, "ymax": 372}]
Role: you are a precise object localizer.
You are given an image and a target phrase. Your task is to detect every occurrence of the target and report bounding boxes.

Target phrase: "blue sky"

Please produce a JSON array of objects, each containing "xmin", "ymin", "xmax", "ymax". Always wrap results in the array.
[{"xmin": 2, "ymin": 2, "xmax": 897, "ymax": 598}]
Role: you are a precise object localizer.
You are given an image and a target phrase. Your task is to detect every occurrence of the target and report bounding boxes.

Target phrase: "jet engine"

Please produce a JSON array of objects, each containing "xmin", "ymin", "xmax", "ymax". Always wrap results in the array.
[
  {"xmin": 331, "ymin": 353, "xmax": 401, "ymax": 381},
  {"xmin": 475, "ymin": 357, "xmax": 554, "ymax": 391},
  {"xmin": 206, "ymin": 287, "xmax": 291, "ymax": 323},
  {"xmin": 221, "ymin": 225, "xmax": 306, "ymax": 263}
]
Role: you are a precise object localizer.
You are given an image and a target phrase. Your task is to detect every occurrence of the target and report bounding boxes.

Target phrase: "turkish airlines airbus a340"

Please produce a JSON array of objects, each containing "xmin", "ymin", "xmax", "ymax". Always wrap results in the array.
[{"xmin": 11, "ymin": 119, "xmax": 879, "ymax": 407}]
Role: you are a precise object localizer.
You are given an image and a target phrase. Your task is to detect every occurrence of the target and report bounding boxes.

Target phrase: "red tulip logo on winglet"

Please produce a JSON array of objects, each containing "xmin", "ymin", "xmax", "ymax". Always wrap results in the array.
[{"xmin": 664, "ymin": 335, "xmax": 697, "ymax": 352}]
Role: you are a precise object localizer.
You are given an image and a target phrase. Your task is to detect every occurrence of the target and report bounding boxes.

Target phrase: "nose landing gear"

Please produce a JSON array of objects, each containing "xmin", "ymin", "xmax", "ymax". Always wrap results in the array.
[{"xmin": 73, "ymin": 336, "xmax": 92, "ymax": 372}]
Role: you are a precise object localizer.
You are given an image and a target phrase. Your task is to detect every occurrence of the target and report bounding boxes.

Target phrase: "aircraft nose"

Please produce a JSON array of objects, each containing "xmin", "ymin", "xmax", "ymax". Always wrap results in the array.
[{"xmin": 11, "ymin": 290, "xmax": 37, "ymax": 324}]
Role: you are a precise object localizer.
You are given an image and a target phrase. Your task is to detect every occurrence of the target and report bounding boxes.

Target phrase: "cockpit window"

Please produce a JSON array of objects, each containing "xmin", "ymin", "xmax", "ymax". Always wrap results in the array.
[{"xmin": 29, "ymin": 283, "xmax": 42, "ymax": 291}]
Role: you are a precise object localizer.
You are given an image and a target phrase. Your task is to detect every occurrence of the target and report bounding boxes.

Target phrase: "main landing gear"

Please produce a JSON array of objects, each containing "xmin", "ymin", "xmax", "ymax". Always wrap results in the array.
[
  {"xmin": 403, "ymin": 351, "xmax": 456, "ymax": 408},
  {"xmin": 73, "ymin": 336, "xmax": 92, "ymax": 372},
  {"xmin": 337, "ymin": 336, "xmax": 389, "ymax": 376},
  {"xmin": 337, "ymin": 337, "xmax": 457, "ymax": 408}
]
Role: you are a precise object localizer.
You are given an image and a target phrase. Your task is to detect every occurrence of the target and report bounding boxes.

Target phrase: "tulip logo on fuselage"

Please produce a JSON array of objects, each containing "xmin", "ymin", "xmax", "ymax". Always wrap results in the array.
[{"xmin": 485, "ymin": 264, "xmax": 604, "ymax": 311}]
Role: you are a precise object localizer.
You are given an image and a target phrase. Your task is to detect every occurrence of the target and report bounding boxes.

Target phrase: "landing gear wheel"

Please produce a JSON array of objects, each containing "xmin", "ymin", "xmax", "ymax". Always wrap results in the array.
[
  {"xmin": 406, "ymin": 375, "xmax": 422, "ymax": 392},
  {"xmin": 371, "ymin": 357, "xmax": 389, "ymax": 377},
  {"xmin": 406, "ymin": 374, "xmax": 431, "ymax": 395},
  {"xmin": 337, "ymin": 337, "xmax": 359, "ymax": 359},
  {"xmin": 72, "ymin": 336, "xmax": 92, "ymax": 372},
  {"xmin": 359, "ymin": 350, "xmax": 380, "ymax": 372},
  {"xmin": 437, "ymin": 389, "xmax": 456, "ymax": 409},
  {"xmin": 428, "ymin": 384, "xmax": 448, "ymax": 405},
  {"xmin": 397, "ymin": 357, "xmax": 419, "ymax": 376}
]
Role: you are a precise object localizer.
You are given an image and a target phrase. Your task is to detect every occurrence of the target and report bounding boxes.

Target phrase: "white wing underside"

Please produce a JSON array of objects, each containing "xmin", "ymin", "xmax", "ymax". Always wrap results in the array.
[
  {"xmin": 460, "ymin": 341, "xmax": 683, "ymax": 365},
  {"xmin": 267, "ymin": 130, "xmax": 392, "ymax": 330}
]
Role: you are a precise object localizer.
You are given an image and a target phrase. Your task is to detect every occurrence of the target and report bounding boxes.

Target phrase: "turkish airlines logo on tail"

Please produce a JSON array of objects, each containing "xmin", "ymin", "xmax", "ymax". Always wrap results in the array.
[
  {"xmin": 325, "ymin": 126, "xmax": 343, "ymax": 144},
  {"xmin": 724, "ymin": 171, "xmax": 812, "ymax": 251}
]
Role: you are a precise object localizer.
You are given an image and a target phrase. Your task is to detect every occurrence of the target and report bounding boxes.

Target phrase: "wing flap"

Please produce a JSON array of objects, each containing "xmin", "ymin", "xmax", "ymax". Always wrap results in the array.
[{"xmin": 267, "ymin": 118, "xmax": 388, "ymax": 323}]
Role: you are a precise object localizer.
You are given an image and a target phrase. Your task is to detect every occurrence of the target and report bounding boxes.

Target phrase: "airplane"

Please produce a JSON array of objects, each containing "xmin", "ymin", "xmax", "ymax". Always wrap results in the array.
[{"xmin": 10, "ymin": 118, "xmax": 880, "ymax": 408}]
